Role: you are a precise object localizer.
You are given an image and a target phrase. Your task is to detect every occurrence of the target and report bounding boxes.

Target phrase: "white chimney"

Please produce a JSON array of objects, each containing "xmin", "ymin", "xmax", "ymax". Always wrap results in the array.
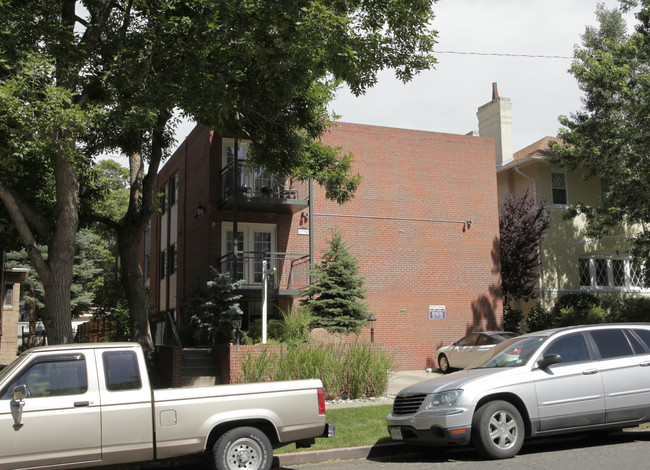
[{"xmin": 477, "ymin": 82, "xmax": 512, "ymax": 167}]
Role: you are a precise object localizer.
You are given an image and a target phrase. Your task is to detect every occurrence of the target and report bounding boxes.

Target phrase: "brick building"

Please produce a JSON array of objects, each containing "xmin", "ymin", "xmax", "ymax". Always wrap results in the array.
[{"xmin": 145, "ymin": 122, "xmax": 503, "ymax": 370}]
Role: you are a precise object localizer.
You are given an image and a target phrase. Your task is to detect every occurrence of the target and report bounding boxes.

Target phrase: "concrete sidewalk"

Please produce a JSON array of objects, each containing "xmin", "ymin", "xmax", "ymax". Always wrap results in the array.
[{"xmin": 277, "ymin": 369, "xmax": 438, "ymax": 467}]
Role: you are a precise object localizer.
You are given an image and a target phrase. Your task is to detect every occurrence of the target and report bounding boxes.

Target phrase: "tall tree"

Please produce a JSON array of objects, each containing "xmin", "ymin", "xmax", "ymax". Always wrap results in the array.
[
  {"xmin": 551, "ymin": 1, "xmax": 650, "ymax": 281},
  {"xmin": 499, "ymin": 189, "xmax": 551, "ymax": 304},
  {"xmin": 301, "ymin": 230, "xmax": 368, "ymax": 334},
  {"xmin": 1, "ymin": 1, "xmax": 437, "ymax": 352}
]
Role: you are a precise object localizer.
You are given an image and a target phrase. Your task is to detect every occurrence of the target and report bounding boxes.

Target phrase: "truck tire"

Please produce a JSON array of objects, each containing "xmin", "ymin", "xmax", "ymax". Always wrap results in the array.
[
  {"xmin": 213, "ymin": 426, "xmax": 272, "ymax": 470},
  {"xmin": 438, "ymin": 354, "xmax": 451, "ymax": 373},
  {"xmin": 471, "ymin": 400, "xmax": 524, "ymax": 459}
]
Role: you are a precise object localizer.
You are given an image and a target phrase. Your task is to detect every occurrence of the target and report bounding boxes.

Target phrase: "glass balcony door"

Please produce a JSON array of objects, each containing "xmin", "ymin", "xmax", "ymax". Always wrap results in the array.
[{"xmin": 223, "ymin": 222, "xmax": 276, "ymax": 286}]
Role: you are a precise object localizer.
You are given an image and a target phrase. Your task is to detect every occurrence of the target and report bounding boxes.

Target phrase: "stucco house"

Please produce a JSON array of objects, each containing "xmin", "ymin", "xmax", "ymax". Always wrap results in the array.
[{"xmin": 479, "ymin": 84, "xmax": 648, "ymax": 314}]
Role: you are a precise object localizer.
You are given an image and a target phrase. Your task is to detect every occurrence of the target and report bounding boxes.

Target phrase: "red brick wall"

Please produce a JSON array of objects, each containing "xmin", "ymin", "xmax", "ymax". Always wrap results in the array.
[
  {"xmin": 227, "ymin": 344, "xmax": 287, "ymax": 383},
  {"xmin": 309, "ymin": 123, "xmax": 502, "ymax": 369},
  {"xmin": 156, "ymin": 345, "xmax": 183, "ymax": 388}
]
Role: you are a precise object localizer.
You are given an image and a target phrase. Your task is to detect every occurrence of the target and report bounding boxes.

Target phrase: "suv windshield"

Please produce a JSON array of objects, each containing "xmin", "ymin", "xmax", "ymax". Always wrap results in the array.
[{"xmin": 467, "ymin": 335, "xmax": 547, "ymax": 369}]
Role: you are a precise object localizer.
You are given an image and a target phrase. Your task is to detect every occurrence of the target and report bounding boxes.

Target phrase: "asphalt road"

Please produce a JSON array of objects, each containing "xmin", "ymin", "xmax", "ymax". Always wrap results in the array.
[
  {"xmin": 117, "ymin": 428, "xmax": 650, "ymax": 470},
  {"xmin": 281, "ymin": 429, "xmax": 650, "ymax": 470}
]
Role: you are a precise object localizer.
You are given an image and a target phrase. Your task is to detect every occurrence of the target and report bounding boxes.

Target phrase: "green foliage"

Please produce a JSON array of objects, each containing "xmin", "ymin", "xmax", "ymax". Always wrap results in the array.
[
  {"xmin": 5, "ymin": 230, "xmax": 107, "ymax": 318},
  {"xmin": 301, "ymin": 230, "xmax": 369, "ymax": 334},
  {"xmin": 526, "ymin": 302, "xmax": 555, "ymax": 332},
  {"xmin": 89, "ymin": 306, "xmax": 132, "ymax": 342},
  {"xmin": 267, "ymin": 307, "xmax": 312, "ymax": 345},
  {"xmin": 552, "ymin": 293, "xmax": 607, "ymax": 327},
  {"xmin": 552, "ymin": 293, "xmax": 601, "ymax": 315},
  {"xmin": 187, "ymin": 267, "xmax": 244, "ymax": 345},
  {"xmin": 2, "ymin": 0, "xmax": 438, "ymax": 346},
  {"xmin": 551, "ymin": 2, "xmax": 650, "ymax": 282},
  {"xmin": 609, "ymin": 296, "xmax": 650, "ymax": 322},
  {"xmin": 503, "ymin": 305, "xmax": 524, "ymax": 333},
  {"xmin": 240, "ymin": 343, "xmax": 393, "ymax": 400}
]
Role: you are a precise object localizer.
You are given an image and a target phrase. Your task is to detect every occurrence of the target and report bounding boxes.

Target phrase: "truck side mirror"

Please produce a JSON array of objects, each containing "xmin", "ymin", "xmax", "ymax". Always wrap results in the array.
[
  {"xmin": 538, "ymin": 354, "xmax": 562, "ymax": 370},
  {"xmin": 11, "ymin": 384, "xmax": 27, "ymax": 429},
  {"xmin": 13, "ymin": 384, "xmax": 27, "ymax": 401}
]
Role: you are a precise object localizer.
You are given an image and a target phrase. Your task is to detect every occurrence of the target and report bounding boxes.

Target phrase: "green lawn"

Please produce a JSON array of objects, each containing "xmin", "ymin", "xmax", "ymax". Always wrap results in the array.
[{"xmin": 275, "ymin": 404, "xmax": 393, "ymax": 454}]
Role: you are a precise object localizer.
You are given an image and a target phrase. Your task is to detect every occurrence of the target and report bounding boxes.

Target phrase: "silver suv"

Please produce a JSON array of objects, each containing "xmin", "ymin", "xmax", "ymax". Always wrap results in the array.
[{"xmin": 387, "ymin": 323, "xmax": 650, "ymax": 459}]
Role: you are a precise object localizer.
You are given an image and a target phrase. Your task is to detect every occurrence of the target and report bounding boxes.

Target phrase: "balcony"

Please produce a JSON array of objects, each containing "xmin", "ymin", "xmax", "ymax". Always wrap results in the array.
[
  {"xmin": 220, "ymin": 160, "xmax": 309, "ymax": 214},
  {"xmin": 217, "ymin": 251, "xmax": 310, "ymax": 295}
]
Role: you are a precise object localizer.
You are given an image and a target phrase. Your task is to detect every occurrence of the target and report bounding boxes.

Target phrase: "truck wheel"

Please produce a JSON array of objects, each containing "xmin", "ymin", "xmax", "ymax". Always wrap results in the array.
[
  {"xmin": 438, "ymin": 354, "xmax": 451, "ymax": 373},
  {"xmin": 213, "ymin": 426, "xmax": 272, "ymax": 470},
  {"xmin": 471, "ymin": 400, "xmax": 524, "ymax": 459}
]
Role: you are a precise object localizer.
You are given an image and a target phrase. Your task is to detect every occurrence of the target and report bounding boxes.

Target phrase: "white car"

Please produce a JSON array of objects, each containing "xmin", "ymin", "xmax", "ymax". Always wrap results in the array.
[{"xmin": 437, "ymin": 331, "xmax": 516, "ymax": 373}]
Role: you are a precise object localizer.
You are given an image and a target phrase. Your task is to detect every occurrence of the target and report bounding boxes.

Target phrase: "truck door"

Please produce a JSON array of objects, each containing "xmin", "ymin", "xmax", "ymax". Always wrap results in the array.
[
  {"xmin": 0, "ymin": 352, "xmax": 101, "ymax": 469},
  {"xmin": 96, "ymin": 348, "xmax": 154, "ymax": 465}
]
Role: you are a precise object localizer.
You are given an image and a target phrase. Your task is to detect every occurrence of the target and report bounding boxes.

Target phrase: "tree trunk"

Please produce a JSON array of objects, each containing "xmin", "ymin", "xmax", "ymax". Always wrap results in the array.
[{"xmin": 119, "ymin": 224, "xmax": 154, "ymax": 357}]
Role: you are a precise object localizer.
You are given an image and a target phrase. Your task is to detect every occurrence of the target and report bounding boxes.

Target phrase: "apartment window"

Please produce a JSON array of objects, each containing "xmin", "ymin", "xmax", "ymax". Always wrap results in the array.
[
  {"xmin": 169, "ymin": 244, "xmax": 177, "ymax": 275},
  {"xmin": 579, "ymin": 257, "xmax": 646, "ymax": 290},
  {"xmin": 159, "ymin": 184, "xmax": 168, "ymax": 214},
  {"xmin": 160, "ymin": 250, "xmax": 167, "ymax": 279},
  {"xmin": 551, "ymin": 172, "xmax": 568, "ymax": 205},
  {"xmin": 170, "ymin": 174, "xmax": 178, "ymax": 206}
]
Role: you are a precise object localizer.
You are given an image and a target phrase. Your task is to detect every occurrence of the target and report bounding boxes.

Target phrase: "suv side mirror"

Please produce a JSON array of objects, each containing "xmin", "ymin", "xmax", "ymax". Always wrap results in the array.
[{"xmin": 538, "ymin": 354, "xmax": 562, "ymax": 370}]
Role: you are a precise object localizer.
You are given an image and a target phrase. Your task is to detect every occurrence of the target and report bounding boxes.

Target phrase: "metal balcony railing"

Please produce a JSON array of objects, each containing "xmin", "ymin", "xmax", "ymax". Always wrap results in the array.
[
  {"xmin": 217, "ymin": 251, "xmax": 310, "ymax": 292},
  {"xmin": 220, "ymin": 160, "xmax": 309, "ymax": 201}
]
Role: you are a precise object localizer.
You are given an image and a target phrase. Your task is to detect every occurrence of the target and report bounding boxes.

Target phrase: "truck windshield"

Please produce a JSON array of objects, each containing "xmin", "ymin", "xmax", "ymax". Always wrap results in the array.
[{"xmin": 467, "ymin": 336, "xmax": 547, "ymax": 369}]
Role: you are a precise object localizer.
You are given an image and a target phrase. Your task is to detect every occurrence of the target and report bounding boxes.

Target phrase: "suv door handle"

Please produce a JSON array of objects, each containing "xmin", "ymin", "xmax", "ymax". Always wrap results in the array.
[
  {"xmin": 74, "ymin": 401, "xmax": 90, "ymax": 407},
  {"xmin": 582, "ymin": 369, "xmax": 599, "ymax": 375},
  {"xmin": 640, "ymin": 361, "xmax": 650, "ymax": 367}
]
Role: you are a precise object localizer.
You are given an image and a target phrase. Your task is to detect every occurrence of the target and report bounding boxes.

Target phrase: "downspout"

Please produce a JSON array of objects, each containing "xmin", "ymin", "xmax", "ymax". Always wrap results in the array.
[{"xmin": 514, "ymin": 165, "xmax": 544, "ymax": 308}]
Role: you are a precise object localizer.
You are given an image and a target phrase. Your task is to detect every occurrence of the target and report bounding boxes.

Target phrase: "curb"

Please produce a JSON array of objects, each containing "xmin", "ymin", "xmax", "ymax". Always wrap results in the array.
[{"xmin": 275, "ymin": 442, "xmax": 408, "ymax": 467}]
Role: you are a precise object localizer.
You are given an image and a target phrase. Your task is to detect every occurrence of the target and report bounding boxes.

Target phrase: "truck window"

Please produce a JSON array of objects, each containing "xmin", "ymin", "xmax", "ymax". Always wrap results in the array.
[
  {"xmin": 103, "ymin": 351, "xmax": 142, "ymax": 391},
  {"xmin": 1, "ymin": 355, "xmax": 87, "ymax": 399}
]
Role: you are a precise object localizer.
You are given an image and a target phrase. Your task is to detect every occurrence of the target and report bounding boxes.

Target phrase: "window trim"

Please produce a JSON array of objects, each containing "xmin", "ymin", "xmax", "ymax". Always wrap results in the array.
[
  {"xmin": 578, "ymin": 256, "xmax": 647, "ymax": 292},
  {"xmin": 550, "ymin": 171, "xmax": 568, "ymax": 206}
]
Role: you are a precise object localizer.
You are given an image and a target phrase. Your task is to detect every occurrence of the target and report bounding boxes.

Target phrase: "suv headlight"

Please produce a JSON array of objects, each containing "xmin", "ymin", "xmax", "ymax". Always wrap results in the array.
[{"xmin": 424, "ymin": 390, "xmax": 463, "ymax": 409}]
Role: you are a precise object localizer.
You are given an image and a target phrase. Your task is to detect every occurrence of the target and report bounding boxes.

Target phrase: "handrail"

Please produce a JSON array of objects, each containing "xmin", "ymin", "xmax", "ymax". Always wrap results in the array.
[{"xmin": 167, "ymin": 310, "xmax": 185, "ymax": 359}]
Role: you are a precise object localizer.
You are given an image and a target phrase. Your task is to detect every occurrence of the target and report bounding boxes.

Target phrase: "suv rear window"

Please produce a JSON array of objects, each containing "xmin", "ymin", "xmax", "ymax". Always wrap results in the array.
[{"xmin": 590, "ymin": 329, "xmax": 634, "ymax": 359}]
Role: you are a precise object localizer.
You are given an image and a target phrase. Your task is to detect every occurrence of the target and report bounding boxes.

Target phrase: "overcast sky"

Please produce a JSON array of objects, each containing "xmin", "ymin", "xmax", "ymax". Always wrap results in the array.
[
  {"xmin": 175, "ymin": 0, "xmax": 630, "ymax": 153},
  {"xmin": 329, "ymin": 0, "xmax": 631, "ymax": 152}
]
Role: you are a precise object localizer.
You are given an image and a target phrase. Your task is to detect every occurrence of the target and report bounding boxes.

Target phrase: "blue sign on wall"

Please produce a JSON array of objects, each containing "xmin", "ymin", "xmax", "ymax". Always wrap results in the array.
[{"xmin": 429, "ymin": 305, "xmax": 446, "ymax": 320}]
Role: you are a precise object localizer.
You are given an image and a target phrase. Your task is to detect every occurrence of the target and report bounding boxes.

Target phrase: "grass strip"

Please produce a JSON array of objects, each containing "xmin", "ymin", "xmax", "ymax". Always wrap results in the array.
[{"xmin": 275, "ymin": 404, "xmax": 393, "ymax": 454}]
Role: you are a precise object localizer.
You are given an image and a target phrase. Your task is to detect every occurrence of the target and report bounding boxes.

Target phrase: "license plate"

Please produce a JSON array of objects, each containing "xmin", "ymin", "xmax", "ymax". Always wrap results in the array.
[{"xmin": 389, "ymin": 426, "xmax": 403, "ymax": 440}]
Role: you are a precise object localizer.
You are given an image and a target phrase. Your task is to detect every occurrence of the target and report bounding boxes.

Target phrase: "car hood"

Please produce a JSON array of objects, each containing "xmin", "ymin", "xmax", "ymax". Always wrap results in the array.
[{"xmin": 396, "ymin": 368, "xmax": 509, "ymax": 396}]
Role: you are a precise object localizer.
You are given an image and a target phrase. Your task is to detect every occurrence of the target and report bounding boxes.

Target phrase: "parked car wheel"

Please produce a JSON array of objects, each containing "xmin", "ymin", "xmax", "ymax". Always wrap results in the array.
[
  {"xmin": 438, "ymin": 354, "xmax": 451, "ymax": 373},
  {"xmin": 471, "ymin": 400, "xmax": 524, "ymax": 459},
  {"xmin": 213, "ymin": 426, "xmax": 272, "ymax": 470}
]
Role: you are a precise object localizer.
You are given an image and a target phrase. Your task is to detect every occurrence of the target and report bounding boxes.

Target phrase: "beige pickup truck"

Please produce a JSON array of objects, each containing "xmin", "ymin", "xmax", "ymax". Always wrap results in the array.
[{"xmin": 0, "ymin": 342, "xmax": 333, "ymax": 470}]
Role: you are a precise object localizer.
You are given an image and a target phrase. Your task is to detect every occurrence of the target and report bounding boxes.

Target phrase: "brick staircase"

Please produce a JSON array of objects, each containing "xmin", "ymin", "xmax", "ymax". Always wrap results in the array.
[{"xmin": 181, "ymin": 348, "xmax": 222, "ymax": 387}]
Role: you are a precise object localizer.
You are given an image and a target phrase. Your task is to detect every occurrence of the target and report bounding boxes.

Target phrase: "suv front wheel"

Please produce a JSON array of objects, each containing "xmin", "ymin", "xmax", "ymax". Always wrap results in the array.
[{"xmin": 471, "ymin": 400, "xmax": 524, "ymax": 459}]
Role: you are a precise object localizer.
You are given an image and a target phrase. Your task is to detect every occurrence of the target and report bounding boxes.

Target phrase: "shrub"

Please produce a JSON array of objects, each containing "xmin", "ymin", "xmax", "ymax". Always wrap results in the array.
[
  {"xmin": 526, "ymin": 302, "xmax": 555, "ymax": 332},
  {"xmin": 552, "ymin": 293, "xmax": 600, "ymax": 315},
  {"xmin": 553, "ymin": 293, "xmax": 606, "ymax": 327},
  {"xmin": 609, "ymin": 296, "xmax": 650, "ymax": 322},
  {"xmin": 239, "ymin": 343, "xmax": 393, "ymax": 400},
  {"xmin": 503, "ymin": 305, "xmax": 523, "ymax": 333}
]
